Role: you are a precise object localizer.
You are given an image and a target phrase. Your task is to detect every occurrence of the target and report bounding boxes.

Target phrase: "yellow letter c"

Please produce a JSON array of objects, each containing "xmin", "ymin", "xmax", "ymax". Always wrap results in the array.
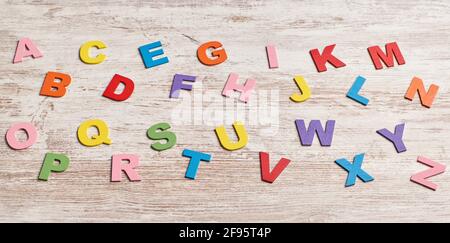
[{"xmin": 79, "ymin": 40, "xmax": 107, "ymax": 64}]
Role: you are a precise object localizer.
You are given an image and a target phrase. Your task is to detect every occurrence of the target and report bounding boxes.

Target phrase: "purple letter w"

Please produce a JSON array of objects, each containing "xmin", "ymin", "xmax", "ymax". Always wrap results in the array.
[{"xmin": 295, "ymin": 120, "xmax": 336, "ymax": 146}]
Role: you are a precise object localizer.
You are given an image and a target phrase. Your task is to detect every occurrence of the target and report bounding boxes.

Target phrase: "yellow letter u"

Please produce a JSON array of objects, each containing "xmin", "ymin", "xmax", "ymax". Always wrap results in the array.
[{"xmin": 214, "ymin": 121, "xmax": 248, "ymax": 151}]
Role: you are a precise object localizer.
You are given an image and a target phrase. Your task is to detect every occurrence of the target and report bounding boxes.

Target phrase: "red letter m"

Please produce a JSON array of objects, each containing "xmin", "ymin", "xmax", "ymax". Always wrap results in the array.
[{"xmin": 368, "ymin": 42, "xmax": 405, "ymax": 70}]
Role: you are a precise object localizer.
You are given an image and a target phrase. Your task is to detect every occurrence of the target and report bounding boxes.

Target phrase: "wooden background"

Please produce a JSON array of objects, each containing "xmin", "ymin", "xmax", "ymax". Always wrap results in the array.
[{"xmin": 1, "ymin": 0, "xmax": 450, "ymax": 222}]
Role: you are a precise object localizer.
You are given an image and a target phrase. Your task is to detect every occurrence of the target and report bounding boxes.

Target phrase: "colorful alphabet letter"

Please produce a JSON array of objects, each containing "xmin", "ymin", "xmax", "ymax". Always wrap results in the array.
[
  {"xmin": 215, "ymin": 121, "xmax": 248, "ymax": 151},
  {"xmin": 404, "ymin": 77, "xmax": 439, "ymax": 108},
  {"xmin": 147, "ymin": 122, "xmax": 177, "ymax": 151},
  {"xmin": 290, "ymin": 76, "xmax": 311, "ymax": 102},
  {"xmin": 39, "ymin": 71, "xmax": 72, "ymax": 98},
  {"xmin": 266, "ymin": 44, "xmax": 279, "ymax": 69},
  {"xmin": 368, "ymin": 42, "xmax": 405, "ymax": 70},
  {"xmin": 376, "ymin": 123, "xmax": 407, "ymax": 153},
  {"xmin": 170, "ymin": 74, "xmax": 196, "ymax": 98},
  {"xmin": 295, "ymin": 120, "xmax": 335, "ymax": 146},
  {"xmin": 5, "ymin": 122, "xmax": 38, "ymax": 150},
  {"xmin": 197, "ymin": 41, "xmax": 227, "ymax": 66},
  {"xmin": 38, "ymin": 153, "xmax": 70, "ymax": 181},
  {"xmin": 111, "ymin": 154, "xmax": 141, "ymax": 182},
  {"xmin": 79, "ymin": 40, "xmax": 107, "ymax": 64},
  {"xmin": 77, "ymin": 119, "xmax": 112, "ymax": 147},
  {"xmin": 138, "ymin": 41, "xmax": 169, "ymax": 69},
  {"xmin": 410, "ymin": 156, "xmax": 446, "ymax": 191},
  {"xmin": 13, "ymin": 38, "xmax": 43, "ymax": 63},
  {"xmin": 102, "ymin": 74, "xmax": 135, "ymax": 101},
  {"xmin": 182, "ymin": 149, "xmax": 212, "ymax": 179},
  {"xmin": 222, "ymin": 73, "xmax": 256, "ymax": 103},
  {"xmin": 335, "ymin": 153, "xmax": 374, "ymax": 187},
  {"xmin": 309, "ymin": 44, "xmax": 346, "ymax": 72},
  {"xmin": 346, "ymin": 76, "xmax": 369, "ymax": 106},
  {"xmin": 259, "ymin": 152, "xmax": 291, "ymax": 183}
]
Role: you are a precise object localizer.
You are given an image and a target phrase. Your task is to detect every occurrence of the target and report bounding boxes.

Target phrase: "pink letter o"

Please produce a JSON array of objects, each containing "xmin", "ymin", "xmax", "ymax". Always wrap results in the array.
[{"xmin": 6, "ymin": 122, "xmax": 38, "ymax": 150}]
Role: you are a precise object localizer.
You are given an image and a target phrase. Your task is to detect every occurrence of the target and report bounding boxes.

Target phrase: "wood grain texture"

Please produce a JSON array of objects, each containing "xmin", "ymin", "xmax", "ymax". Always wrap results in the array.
[{"xmin": 1, "ymin": 0, "xmax": 450, "ymax": 222}]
